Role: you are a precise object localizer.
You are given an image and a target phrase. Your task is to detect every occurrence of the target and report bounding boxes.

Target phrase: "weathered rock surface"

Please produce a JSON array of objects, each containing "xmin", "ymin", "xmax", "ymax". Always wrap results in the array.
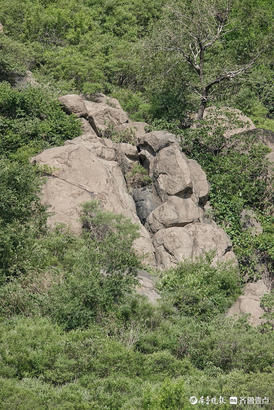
[
  {"xmin": 227, "ymin": 280, "xmax": 270, "ymax": 326},
  {"xmin": 133, "ymin": 186, "xmax": 161, "ymax": 225},
  {"xmin": 187, "ymin": 159, "xmax": 209, "ymax": 205},
  {"xmin": 33, "ymin": 137, "xmax": 156, "ymax": 267},
  {"xmin": 136, "ymin": 270, "xmax": 160, "ymax": 304},
  {"xmin": 147, "ymin": 196, "xmax": 202, "ymax": 233},
  {"xmin": 204, "ymin": 106, "xmax": 255, "ymax": 137},
  {"xmin": 85, "ymin": 100, "xmax": 129, "ymax": 135},
  {"xmin": 153, "ymin": 222, "xmax": 235, "ymax": 269},
  {"xmin": 36, "ymin": 94, "xmax": 238, "ymax": 274},
  {"xmin": 138, "ymin": 130, "xmax": 178, "ymax": 154},
  {"xmin": 153, "ymin": 147, "xmax": 193, "ymax": 200},
  {"xmin": 59, "ymin": 94, "xmax": 88, "ymax": 118},
  {"xmin": 90, "ymin": 93, "xmax": 123, "ymax": 110}
]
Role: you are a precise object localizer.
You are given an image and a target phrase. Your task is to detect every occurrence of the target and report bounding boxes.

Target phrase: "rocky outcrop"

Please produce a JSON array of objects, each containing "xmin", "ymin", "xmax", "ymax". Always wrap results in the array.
[
  {"xmin": 34, "ymin": 94, "xmax": 236, "ymax": 273},
  {"xmin": 188, "ymin": 159, "xmax": 209, "ymax": 205},
  {"xmin": 58, "ymin": 93, "xmax": 147, "ymax": 142},
  {"xmin": 227, "ymin": 280, "xmax": 270, "ymax": 326},
  {"xmin": 153, "ymin": 222, "xmax": 234, "ymax": 269},
  {"xmin": 34, "ymin": 134, "xmax": 156, "ymax": 267},
  {"xmin": 203, "ymin": 106, "xmax": 255, "ymax": 137},
  {"xmin": 147, "ymin": 196, "xmax": 202, "ymax": 233},
  {"xmin": 133, "ymin": 187, "xmax": 161, "ymax": 225}
]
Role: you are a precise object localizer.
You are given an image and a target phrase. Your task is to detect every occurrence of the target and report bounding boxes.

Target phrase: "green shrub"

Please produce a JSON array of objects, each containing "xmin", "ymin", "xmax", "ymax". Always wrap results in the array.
[
  {"xmin": 0, "ymin": 82, "xmax": 81, "ymax": 157},
  {"xmin": 0, "ymin": 35, "xmax": 32, "ymax": 81},
  {"xmin": 142, "ymin": 378, "xmax": 188, "ymax": 410},
  {"xmin": 158, "ymin": 257, "xmax": 240, "ymax": 321},
  {"xmin": 0, "ymin": 158, "xmax": 47, "ymax": 280}
]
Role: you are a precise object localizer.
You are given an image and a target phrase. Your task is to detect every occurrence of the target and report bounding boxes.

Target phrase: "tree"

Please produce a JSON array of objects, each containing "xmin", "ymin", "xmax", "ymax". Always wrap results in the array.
[{"xmin": 143, "ymin": 0, "xmax": 269, "ymax": 121}]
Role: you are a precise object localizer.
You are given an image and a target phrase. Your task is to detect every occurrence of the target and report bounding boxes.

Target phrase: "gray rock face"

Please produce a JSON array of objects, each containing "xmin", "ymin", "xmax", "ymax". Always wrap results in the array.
[
  {"xmin": 85, "ymin": 100, "xmax": 129, "ymax": 136},
  {"xmin": 154, "ymin": 147, "xmax": 193, "ymax": 200},
  {"xmin": 133, "ymin": 186, "xmax": 161, "ymax": 225},
  {"xmin": 147, "ymin": 196, "xmax": 202, "ymax": 233},
  {"xmin": 188, "ymin": 159, "xmax": 209, "ymax": 205},
  {"xmin": 227, "ymin": 280, "xmax": 270, "ymax": 326},
  {"xmin": 59, "ymin": 94, "xmax": 88, "ymax": 118},
  {"xmin": 33, "ymin": 136, "xmax": 156, "ymax": 267},
  {"xmin": 138, "ymin": 130, "xmax": 178, "ymax": 154},
  {"xmin": 153, "ymin": 222, "xmax": 235, "ymax": 269},
  {"xmin": 36, "ymin": 94, "xmax": 237, "ymax": 273}
]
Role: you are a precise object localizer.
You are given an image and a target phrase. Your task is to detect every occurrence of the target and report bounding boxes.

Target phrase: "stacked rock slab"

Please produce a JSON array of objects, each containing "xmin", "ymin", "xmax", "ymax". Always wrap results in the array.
[
  {"xmin": 34, "ymin": 93, "xmax": 236, "ymax": 271},
  {"xmin": 136, "ymin": 130, "xmax": 234, "ymax": 269}
]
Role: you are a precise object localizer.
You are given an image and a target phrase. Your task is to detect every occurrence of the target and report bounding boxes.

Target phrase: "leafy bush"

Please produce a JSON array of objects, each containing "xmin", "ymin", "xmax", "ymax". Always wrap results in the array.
[
  {"xmin": 0, "ymin": 35, "xmax": 32, "ymax": 81},
  {"xmin": 0, "ymin": 82, "xmax": 81, "ymax": 157},
  {"xmin": 158, "ymin": 257, "xmax": 240, "ymax": 320},
  {"xmin": 0, "ymin": 158, "xmax": 47, "ymax": 280}
]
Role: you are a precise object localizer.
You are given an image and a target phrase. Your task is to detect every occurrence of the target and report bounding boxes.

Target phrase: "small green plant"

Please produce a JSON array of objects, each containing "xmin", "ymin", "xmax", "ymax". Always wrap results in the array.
[
  {"xmin": 103, "ymin": 121, "xmax": 137, "ymax": 144},
  {"xmin": 126, "ymin": 163, "xmax": 152, "ymax": 188}
]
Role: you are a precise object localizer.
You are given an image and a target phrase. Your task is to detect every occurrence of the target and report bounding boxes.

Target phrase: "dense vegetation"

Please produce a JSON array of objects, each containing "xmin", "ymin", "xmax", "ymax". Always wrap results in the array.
[{"xmin": 0, "ymin": 0, "xmax": 273, "ymax": 408}]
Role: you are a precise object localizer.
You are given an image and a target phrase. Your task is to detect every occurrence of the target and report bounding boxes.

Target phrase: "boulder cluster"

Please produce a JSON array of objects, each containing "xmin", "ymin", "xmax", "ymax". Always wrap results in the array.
[{"xmin": 33, "ymin": 93, "xmax": 236, "ymax": 270}]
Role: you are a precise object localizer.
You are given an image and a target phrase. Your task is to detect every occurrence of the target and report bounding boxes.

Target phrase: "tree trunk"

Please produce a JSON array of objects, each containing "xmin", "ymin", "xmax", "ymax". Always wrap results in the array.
[{"xmin": 196, "ymin": 91, "xmax": 208, "ymax": 120}]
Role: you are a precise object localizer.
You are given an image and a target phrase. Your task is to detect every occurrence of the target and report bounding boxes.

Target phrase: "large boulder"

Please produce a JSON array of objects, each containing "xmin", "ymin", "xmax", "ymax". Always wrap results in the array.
[
  {"xmin": 153, "ymin": 222, "xmax": 235, "ymax": 269},
  {"xmin": 138, "ymin": 130, "xmax": 178, "ymax": 154},
  {"xmin": 227, "ymin": 280, "xmax": 270, "ymax": 326},
  {"xmin": 147, "ymin": 196, "xmax": 202, "ymax": 233},
  {"xmin": 187, "ymin": 159, "xmax": 209, "ymax": 205},
  {"xmin": 153, "ymin": 147, "xmax": 193, "ymax": 200},
  {"xmin": 85, "ymin": 100, "xmax": 129, "ymax": 136},
  {"xmin": 59, "ymin": 94, "xmax": 88, "ymax": 118},
  {"xmin": 58, "ymin": 93, "xmax": 131, "ymax": 139},
  {"xmin": 133, "ymin": 186, "xmax": 161, "ymax": 225},
  {"xmin": 33, "ymin": 137, "xmax": 156, "ymax": 267},
  {"xmin": 203, "ymin": 106, "xmax": 255, "ymax": 137}
]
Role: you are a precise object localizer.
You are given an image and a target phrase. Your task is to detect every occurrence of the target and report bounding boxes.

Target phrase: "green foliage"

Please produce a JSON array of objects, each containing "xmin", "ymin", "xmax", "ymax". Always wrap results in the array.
[
  {"xmin": 0, "ymin": 35, "xmax": 32, "ymax": 81},
  {"xmin": 126, "ymin": 163, "xmax": 152, "ymax": 188},
  {"xmin": 103, "ymin": 122, "xmax": 137, "ymax": 144},
  {"xmin": 0, "ymin": 82, "xmax": 81, "ymax": 157},
  {"xmin": 142, "ymin": 378, "xmax": 188, "ymax": 409},
  {"xmin": 173, "ymin": 120, "xmax": 272, "ymax": 280},
  {"xmin": 260, "ymin": 291, "xmax": 274, "ymax": 325},
  {"xmin": 0, "ymin": 159, "xmax": 46, "ymax": 280},
  {"xmin": 112, "ymin": 88, "xmax": 152, "ymax": 121},
  {"xmin": 0, "ymin": 1, "xmax": 273, "ymax": 407},
  {"xmin": 159, "ymin": 257, "xmax": 240, "ymax": 320}
]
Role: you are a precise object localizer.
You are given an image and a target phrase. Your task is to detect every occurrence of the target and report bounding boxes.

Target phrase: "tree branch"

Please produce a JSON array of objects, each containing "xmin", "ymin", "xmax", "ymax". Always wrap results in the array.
[{"xmin": 205, "ymin": 56, "xmax": 259, "ymax": 93}]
